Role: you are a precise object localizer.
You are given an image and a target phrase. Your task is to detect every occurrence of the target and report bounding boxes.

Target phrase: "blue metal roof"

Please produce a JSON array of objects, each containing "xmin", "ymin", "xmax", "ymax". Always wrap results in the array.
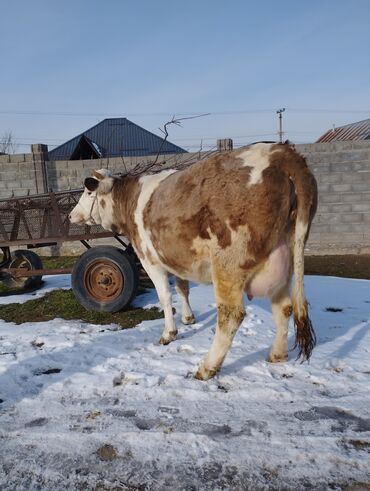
[{"xmin": 48, "ymin": 118, "xmax": 186, "ymax": 160}]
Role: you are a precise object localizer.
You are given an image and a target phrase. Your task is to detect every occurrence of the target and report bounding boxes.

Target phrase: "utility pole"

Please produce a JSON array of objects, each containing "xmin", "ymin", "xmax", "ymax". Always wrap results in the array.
[{"xmin": 276, "ymin": 108, "xmax": 285, "ymax": 143}]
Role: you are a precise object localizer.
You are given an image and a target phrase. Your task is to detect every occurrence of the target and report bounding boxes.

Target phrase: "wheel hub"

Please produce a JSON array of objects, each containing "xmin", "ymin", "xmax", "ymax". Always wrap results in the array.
[
  {"xmin": 8, "ymin": 255, "xmax": 32, "ymax": 287},
  {"xmin": 84, "ymin": 260, "xmax": 124, "ymax": 303}
]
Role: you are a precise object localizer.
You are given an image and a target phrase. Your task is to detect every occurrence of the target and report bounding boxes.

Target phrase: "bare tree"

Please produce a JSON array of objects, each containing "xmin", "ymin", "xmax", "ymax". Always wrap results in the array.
[
  {"xmin": 0, "ymin": 130, "xmax": 18, "ymax": 154},
  {"xmin": 127, "ymin": 114, "xmax": 213, "ymax": 176}
]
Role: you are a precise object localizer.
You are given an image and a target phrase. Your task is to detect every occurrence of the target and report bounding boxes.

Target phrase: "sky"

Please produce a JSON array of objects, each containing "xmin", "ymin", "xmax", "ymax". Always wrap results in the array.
[{"xmin": 1, "ymin": 0, "xmax": 370, "ymax": 152}]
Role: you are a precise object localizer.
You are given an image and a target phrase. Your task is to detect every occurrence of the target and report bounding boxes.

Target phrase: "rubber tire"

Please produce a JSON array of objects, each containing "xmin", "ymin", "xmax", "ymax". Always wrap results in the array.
[
  {"xmin": 71, "ymin": 246, "xmax": 139, "ymax": 313},
  {"xmin": 3, "ymin": 250, "xmax": 43, "ymax": 289}
]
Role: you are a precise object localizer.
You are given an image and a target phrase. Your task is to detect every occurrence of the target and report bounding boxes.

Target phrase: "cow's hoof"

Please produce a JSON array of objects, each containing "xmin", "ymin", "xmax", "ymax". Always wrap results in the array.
[
  {"xmin": 266, "ymin": 353, "xmax": 288, "ymax": 363},
  {"xmin": 159, "ymin": 330, "xmax": 178, "ymax": 345},
  {"xmin": 194, "ymin": 365, "xmax": 218, "ymax": 381},
  {"xmin": 182, "ymin": 314, "xmax": 195, "ymax": 325}
]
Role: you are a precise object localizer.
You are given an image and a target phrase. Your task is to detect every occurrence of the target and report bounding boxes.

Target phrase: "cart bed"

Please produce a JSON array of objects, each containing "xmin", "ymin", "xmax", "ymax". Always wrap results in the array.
[{"xmin": 0, "ymin": 190, "xmax": 116, "ymax": 248}]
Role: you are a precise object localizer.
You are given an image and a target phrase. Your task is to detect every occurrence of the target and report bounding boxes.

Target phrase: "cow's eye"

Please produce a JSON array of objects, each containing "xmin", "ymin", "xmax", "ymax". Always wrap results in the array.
[{"xmin": 87, "ymin": 192, "xmax": 92, "ymax": 195}]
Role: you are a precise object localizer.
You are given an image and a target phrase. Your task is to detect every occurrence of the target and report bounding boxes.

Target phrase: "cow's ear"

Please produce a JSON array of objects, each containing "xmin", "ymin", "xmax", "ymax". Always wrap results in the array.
[{"xmin": 84, "ymin": 177, "xmax": 99, "ymax": 191}]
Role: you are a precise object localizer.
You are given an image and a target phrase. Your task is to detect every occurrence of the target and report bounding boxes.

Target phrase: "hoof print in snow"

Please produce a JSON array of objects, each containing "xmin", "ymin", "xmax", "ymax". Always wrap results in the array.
[
  {"xmin": 96, "ymin": 444, "xmax": 118, "ymax": 461},
  {"xmin": 25, "ymin": 417, "xmax": 49, "ymax": 428},
  {"xmin": 34, "ymin": 368, "xmax": 62, "ymax": 376},
  {"xmin": 106, "ymin": 408, "xmax": 137, "ymax": 418},
  {"xmin": 294, "ymin": 406, "xmax": 370, "ymax": 432},
  {"xmin": 158, "ymin": 406, "xmax": 179, "ymax": 415},
  {"xmin": 112, "ymin": 373, "xmax": 125, "ymax": 387},
  {"xmin": 31, "ymin": 340, "xmax": 45, "ymax": 349},
  {"xmin": 325, "ymin": 307, "xmax": 343, "ymax": 312},
  {"xmin": 0, "ymin": 399, "xmax": 4, "ymax": 404},
  {"xmin": 204, "ymin": 424, "xmax": 232, "ymax": 436},
  {"xmin": 239, "ymin": 420, "xmax": 267, "ymax": 436},
  {"xmin": 86, "ymin": 410, "xmax": 101, "ymax": 420},
  {"xmin": 82, "ymin": 426, "xmax": 94, "ymax": 434},
  {"xmin": 135, "ymin": 418, "xmax": 155, "ymax": 430}
]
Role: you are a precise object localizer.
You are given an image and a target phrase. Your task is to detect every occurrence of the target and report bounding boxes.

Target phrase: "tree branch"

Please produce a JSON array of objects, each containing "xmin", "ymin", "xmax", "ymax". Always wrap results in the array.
[{"xmin": 128, "ymin": 113, "xmax": 210, "ymax": 176}]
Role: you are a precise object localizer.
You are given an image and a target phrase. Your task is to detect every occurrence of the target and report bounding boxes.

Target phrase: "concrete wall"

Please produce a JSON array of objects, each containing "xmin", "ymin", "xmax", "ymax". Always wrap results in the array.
[
  {"xmin": 1, "ymin": 141, "xmax": 370, "ymax": 255},
  {"xmin": 296, "ymin": 140, "xmax": 370, "ymax": 254},
  {"xmin": 0, "ymin": 151, "xmax": 46, "ymax": 197},
  {"xmin": 44, "ymin": 151, "xmax": 202, "ymax": 192}
]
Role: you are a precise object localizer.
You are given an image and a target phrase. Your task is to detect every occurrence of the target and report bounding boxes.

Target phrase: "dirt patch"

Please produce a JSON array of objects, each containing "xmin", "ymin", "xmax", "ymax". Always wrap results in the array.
[
  {"xmin": 305, "ymin": 255, "xmax": 370, "ymax": 280},
  {"xmin": 345, "ymin": 439, "xmax": 370, "ymax": 453},
  {"xmin": 96, "ymin": 444, "xmax": 118, "ymax": 461},
  {"xmin": 343, "ymin": 484, "xmax": 370, "ymax": 491},
  {"xmin": 38, "ymin": 254, "xmax": 370, "ymax": 281}
]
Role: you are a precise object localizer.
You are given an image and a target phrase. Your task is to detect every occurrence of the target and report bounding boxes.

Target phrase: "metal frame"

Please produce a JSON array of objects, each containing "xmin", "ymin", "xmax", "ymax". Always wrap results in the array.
[{"xmin": 0, "ymin": 189, "xmax": 128, "ymax": 280}]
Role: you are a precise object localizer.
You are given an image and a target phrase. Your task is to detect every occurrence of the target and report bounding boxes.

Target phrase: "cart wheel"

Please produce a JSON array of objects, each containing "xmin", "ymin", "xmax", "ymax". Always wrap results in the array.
[
  {"xmin": 3, "ymin": 250, "xmax": 43, "ymax": 289},
  {"xmin": 72, "ymin": 246, "xmax": 139, "ymax": 312}
]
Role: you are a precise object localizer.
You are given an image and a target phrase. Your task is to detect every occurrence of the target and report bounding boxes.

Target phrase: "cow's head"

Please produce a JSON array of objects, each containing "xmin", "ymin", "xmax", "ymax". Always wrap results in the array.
[{"xmin": 69, "ymin": 169, "xmax": 115, "ymax": 227}]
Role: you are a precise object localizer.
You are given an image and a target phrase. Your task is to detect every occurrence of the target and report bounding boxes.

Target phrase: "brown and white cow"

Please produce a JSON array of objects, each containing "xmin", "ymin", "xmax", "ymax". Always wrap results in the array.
[{"xmin": 70, "ymin": 143, "xmax": 318, "ymax": 380}]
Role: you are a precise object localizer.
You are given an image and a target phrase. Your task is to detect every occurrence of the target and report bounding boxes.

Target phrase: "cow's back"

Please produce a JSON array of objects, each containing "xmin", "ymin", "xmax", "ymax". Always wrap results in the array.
[{"xmin": 139, "ymin": 143, "xmax": 296, "ymax": 280}]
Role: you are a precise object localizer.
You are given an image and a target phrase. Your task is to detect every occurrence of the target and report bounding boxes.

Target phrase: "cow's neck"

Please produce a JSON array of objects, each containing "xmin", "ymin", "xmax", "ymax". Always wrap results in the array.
[{"xmin": 110, "ymin": 176, "xmax": 142, "ymax": 239}]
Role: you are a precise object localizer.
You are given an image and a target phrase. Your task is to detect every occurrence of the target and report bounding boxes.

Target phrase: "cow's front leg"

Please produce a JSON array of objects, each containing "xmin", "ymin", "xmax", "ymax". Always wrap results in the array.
[
  {"xmin": 141, "ymin": 259, "xmax": 177, "ymax": 345},
  {"xmin": 175, "ymin": 277, "xmax": 195, "ymax": 325},
  {"xmin": 195, "ymin": 275, "xmax": 245, "ymax": 380}
]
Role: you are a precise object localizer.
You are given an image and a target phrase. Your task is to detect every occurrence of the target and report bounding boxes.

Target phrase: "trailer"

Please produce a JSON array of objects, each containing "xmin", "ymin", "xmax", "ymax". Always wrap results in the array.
[{"xmin": 0, "ymin": 190, "xmax": 139, "ymax": 312}]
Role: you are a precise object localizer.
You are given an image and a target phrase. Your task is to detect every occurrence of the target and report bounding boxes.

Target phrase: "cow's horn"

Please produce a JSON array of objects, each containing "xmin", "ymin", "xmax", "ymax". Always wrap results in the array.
[{"xmin": 92, "ymin": 170, "xmax": 105, "ymax": 180}]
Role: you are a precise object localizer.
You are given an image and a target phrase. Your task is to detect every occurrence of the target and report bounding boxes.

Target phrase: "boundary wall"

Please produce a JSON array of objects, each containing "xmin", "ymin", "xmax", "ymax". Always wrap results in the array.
[{"xmin": 1, "ymin": 141, "xmax": 370, "ymax": 255}]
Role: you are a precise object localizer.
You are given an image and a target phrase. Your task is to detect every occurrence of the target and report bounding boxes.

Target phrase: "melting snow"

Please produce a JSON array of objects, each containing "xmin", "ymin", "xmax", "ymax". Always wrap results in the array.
[{"xmin": 0, "ymin": 275, "xmax": 369, "ymax": 489}]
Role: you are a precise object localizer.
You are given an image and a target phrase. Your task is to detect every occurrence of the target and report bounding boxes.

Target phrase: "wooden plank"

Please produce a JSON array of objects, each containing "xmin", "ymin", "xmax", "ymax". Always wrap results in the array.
[{"xmin": 0, "ymin": 217, "xmax": 9, "ymax": 241}]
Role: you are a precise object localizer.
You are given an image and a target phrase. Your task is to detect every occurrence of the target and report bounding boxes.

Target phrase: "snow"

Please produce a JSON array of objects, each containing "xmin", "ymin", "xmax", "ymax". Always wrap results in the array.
[{"xmin": 0, "ymin": 275, "xmax": 369, "ymax": 490}]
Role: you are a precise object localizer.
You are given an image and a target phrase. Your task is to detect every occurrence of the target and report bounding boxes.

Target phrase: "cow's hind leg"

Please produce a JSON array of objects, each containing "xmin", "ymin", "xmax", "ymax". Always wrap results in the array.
[
  {"xmin": 175, "ymin": 277, "xmax": 195, "ymax": 325},
  {"xmin": 140, "ymin": 259, "xmax": 177, "ymax": 345},
  {"xmin": 195, "ymin": 274, "xmax": 245, "ymax": 381},
  {"xmin": 267, "ymin": 285, "xmax": 292, "ymax": 363}
]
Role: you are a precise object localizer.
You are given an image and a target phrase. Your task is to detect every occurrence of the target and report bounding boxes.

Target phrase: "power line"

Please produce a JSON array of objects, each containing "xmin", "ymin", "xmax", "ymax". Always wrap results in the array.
[
  {"xmin": 0, "ymin": 109, "xmax": 273, "ymax": 118},
  {"xmin": 11, "ymin": 137, "xmax": 65, "ymax": 142},
  {"xmin": 4, "ymin": 132, "xmax": 280, "ymax": 148},
  {"xmin": 11, "ymin": 132, "xmax": 277, "ymax": 143},
  {"xmin": 9, "ymin": 129, "xmax": 322, "ymax": 146},
  {"xmin": 9, "ymin": 131, "xmax": 321, "ymax": 147},
  {"xmin": 0, "ymin": 108, "xmax": 369, "ymax": 118},
  {"xmin": 288, "ymin": 108, "xmax": 370, "ymax": 114}
]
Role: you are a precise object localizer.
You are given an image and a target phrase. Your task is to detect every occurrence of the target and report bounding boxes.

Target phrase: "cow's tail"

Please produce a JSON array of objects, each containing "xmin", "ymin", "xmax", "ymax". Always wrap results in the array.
[
  {"xmin": 291, "ymin": 216, "xmax": 316, "ymax": 361},
  {"xmin": 288, "ymin": 151, "xmax": 318, "ymax": 361},
  {"xmin": 275, "ymin": 144, "xmax": 318, "ymax": 361}
]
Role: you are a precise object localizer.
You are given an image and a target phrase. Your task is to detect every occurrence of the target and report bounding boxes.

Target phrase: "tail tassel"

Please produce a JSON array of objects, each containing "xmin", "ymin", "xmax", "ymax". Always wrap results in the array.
[{"xmin": 292, "ymin": 304, "xmax": 316, "ymax": 361}]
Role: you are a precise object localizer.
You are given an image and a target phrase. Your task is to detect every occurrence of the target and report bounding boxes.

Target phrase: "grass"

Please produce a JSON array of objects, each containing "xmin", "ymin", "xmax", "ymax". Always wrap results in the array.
[
  {"xmin": 1, "ymin": 253, "xmax": 370, "ymax": 326},
  {"xmin": 41, "ymin": 255, "xmax": 77, "ymax": 269},
  {"xmin": 0, "ymin": 254, "xmax": 159, "ymax": 327},
  {"xmin": 0, "ymin": 288, "xmax": 163, "ymax": 327}
]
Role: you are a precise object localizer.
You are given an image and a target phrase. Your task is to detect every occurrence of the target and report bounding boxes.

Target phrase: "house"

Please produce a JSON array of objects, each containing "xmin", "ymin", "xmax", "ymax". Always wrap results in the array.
[
  {"xmin": 48, "ymin": 118, "xmax": 186, "ymax": 160},
  {"xmin": 317, "ymin": 118, "xmax": 370, "ymax": 143}
]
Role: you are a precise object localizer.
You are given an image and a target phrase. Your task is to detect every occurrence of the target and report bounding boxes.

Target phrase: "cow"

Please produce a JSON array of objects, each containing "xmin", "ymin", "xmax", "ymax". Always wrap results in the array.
[{"xmin": 69, "ymin": 143, "xmax": 318, "ymax": 380}]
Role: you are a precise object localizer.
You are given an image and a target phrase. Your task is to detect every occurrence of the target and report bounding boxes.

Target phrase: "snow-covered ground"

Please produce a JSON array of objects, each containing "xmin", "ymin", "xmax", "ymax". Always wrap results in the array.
[{"xmin": 0, "ymin": 275, "xmax": 369, "ymax": 490}]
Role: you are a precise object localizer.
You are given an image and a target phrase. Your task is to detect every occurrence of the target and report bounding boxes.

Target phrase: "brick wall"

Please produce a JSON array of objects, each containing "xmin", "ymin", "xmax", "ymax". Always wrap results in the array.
[{"xmin": 1, "ymin": 141, "xmax": 370, "ymax": 255}]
